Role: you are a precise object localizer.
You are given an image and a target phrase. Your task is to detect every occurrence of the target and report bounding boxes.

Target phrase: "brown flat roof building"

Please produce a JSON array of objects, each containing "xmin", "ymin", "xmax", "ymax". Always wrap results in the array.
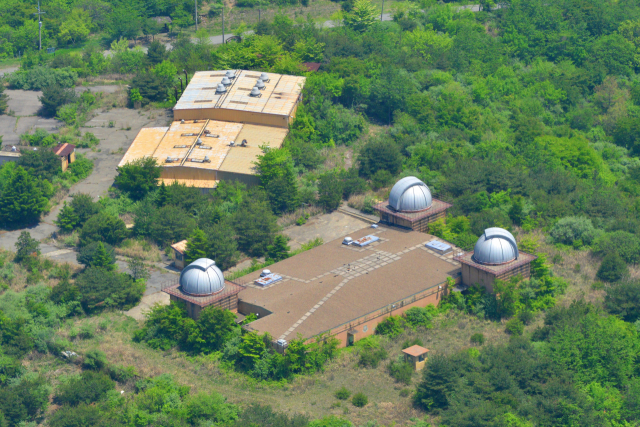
[{"xmin": 232, "ymin": 225, "xmax": 463, "ymax": 347}]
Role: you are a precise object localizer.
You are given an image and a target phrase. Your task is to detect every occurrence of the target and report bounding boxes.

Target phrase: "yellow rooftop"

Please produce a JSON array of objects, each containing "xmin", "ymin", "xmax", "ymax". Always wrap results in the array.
[{"xmin": 173, "ymin": 70, "xmax": 305, "ymax": 128}]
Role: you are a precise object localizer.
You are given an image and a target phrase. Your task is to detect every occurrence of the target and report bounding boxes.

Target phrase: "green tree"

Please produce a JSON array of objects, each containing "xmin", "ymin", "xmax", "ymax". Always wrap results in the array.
[
  {"xmin": 185, "ymin": 228, "xmax": 208, "ymax": 264},
  {"xmin": 318, "ymin": 171, "xmax": 344, "ymax": 211},
  {"xmin": 75, "ymin": 267, "xmax": 144, "ymax": 313},
  {"xmin": 194, "ymin": 307, "xmax": 238, "ymax": 353},
  {"xmin": 233, "ymin": 191, "xmax": 278, "ymax": 257},
  {"xmin": 207, "ymin": 220, "xmax": 240, "ymax": 271},
  {"xmin": 414, "ymin": 354, "xmax": 459, "ymax": 411},
  {"xmin": 128, "ymin": 257, "xmax": 150, "ymax": 281},
  {"xmin": 38, "ymin": 84, "xmax": 76, "ymax": 118},
  {"xmin": 266, "ymin": 234, "xmax": 290, "ymax": 262},
  {"xmin": 55, "ymin": 202, "xmax": 78, "ymax": 233},
  {"xmin": 597, "ymin": 252, "xmax": 628, "ymax": 283},
  {"xmin": 604, "ymin": 281, "xmax": 640, "ymax": 322},
  {"xmin": 115, "ymin": 157, "xmax": 161, "ymax": 200},
  {"xmin": 79, "ymin": 212, "xmax": 128, "ymax": 247},
  {"xmin": 130, "ymin": 72, "xmax": 167, "ymax": 105},
  {"xmin": 147, "ymin": 205, "xmax": 196, "ymax": 247},
  {"xmin": 77, "ymin": 242, "xmax": 116, "ymax": 270},
  {"xmin": 0, "ymin": 84, "xmax": 8, "ymax": 115},
  {"xmin": 155, "ymin": 181, "xmax": 169, "ymax": 207},
  {"xmin": 344, "ymin": 0, "xmax": 377, "ymax": 33},
  {"xmin": 69, "ymin": 193, "xmax": 99, "ymax": 228},
  {"xmin": 358, "ymin": 137, "xmax": 402, "ymax": 178},
  {"xmin": 14, "ymin": 231, "xmax": 40, "ymax": 264},
  {"xmin": 17, "ymin": 148, "xmax": 61, "ymax": 181},
  {"xmin": 0, "ymin": 166, "xmax": 48, "ymax": 228},
  {"xmin": 147, "ymin": 40, "xmax": 167, "ymax": 64},
  {"xmin": 256, "ymin": 146, "xmax": 299, "ymax": 214}
]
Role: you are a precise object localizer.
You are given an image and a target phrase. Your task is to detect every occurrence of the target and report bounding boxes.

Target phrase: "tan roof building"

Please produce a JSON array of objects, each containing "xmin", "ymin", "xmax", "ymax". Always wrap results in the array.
[
  {"xmin": 118, "ymin": 70, "xmax": 305, "ymax": 190},
  {"xmin": 231, "ymin": 225, "xmax": 463, "ymax": 348}
]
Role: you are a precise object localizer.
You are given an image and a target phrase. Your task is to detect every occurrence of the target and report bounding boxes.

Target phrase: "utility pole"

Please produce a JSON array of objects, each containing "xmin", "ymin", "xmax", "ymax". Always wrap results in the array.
[
  {"xmin": 222, "ymin": 6, "xmax": 225, "ymax": 43},
  {"xmin": 34, "ymin": 0, "xmax": 45, "ymax": 51},
  {"xmin": 380, "ymin": 0, "xmax": 384, "ymax": 21},
  {"xmin": 195, "ymin": 0, "xmax": 198, "ymax": 31}
]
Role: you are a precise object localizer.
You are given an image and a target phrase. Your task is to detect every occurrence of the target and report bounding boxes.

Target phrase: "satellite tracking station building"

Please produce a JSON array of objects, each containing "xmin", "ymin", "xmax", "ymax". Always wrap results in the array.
[
  {"xmin": 163, "ymin": 176, "xmax": 536, "ymax": 349},
  {"xmin": 119, "ymin": 70, "xmax": 305, "ymax": 190}
]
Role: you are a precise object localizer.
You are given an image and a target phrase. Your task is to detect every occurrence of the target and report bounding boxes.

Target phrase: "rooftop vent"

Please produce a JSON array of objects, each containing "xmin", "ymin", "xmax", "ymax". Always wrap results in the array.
[
  {"xmin": 240, "ymin": 139, "xmax": 247, "ymax": 147},
  {"xmin": 205, "ymin": 134, "xmax": 220, "ymax": 138},
  {"xmin": 166, "ymin": 156, "xmax": 177, "ymax": 163},
  {"xmin": 196, "ymin": 138, "xmax": 203, "ymax": 145},
  {"xmin": 180, "ymin": 119, "xmax": 185, "ymax": 124},
  {"xmin": 225, "ymin": 70, "xmax": 236, "ymax": 79},
  {"xmin": 256, "ymin": 79, "xmax": 266, "ymax": 89},
  {"xmin": 260, "ymin": 269, "xmax": 271, "ymax": 277},
  {"xmin": 260, "ymin": 72, "xmax": 270, "ymax": 82},
  {"xmin": 229, "ymin": 140, "xmax": 235, "ymax": 147},
  {"xmin": 276, "ymin": 339, "xmax": 288, "ymax": 347},
  {"xmin": 342, "ymin": 237, "xmax": 353, "ymax": 246},
  {"xmin": 216, "ymin": 83, "xmax": 227, "ymax": 93},
  {"xmin": 249, "ymin": 86, "xmax": 262, "ymax": 97},
  {"xmin": 221, "ymin": 77, "xmax": 231, "ymax": 86},
  {"xmin": 11, "ymin": 146, "xmax": 16, "ymax": 152},
  {"xmin": 33, "ymin": 148, "xmax": 38, "ymax": 151},
  {"xmin": 204, "ymin": 155, "xmax": 210, "ymax": 162}
]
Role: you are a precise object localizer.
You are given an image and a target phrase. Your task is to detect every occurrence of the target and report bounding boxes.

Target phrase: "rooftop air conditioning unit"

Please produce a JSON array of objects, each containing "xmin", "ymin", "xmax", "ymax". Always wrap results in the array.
[
  {"xmin": 276, "ymin": 339, "xmax": 287, "ymax": 347},
  {"xmin": 342, "ymin": 237, "xmax": 353, "ymax": 246},
  {"xmin": 260, "ymin": 269, "xmax": 271, "ymax": 277},
  {"xmin": 229, "ymin": 141, "xmax": 235, "ymax": 147},
  {"xmin": 11, "ymin": 146, "xmax": 16, "ymax": 152},
  {"xmin": 180, "ymin": 119, "xmax": 185, "ymax": 124}
]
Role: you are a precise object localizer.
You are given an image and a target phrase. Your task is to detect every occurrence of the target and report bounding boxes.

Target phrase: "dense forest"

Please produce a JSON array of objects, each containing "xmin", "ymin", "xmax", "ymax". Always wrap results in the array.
[{"xmin": 3, "ymin": 0, "xmax": 640, "ymax": 425}]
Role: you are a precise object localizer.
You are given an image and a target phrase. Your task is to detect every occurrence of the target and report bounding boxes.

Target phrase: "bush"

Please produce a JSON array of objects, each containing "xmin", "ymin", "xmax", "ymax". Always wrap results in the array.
[
  {"xmin": 7, "ymin": 66, "xmax": 77, "ymax": 90},
  {"xmin": 76, "ymin": 242, "xmax": 116, "ymax": 268},
  {"xmin": 375, "ymin": 315, "xmax": 405, "ymax": 337},
  {"xmin": 17, "ymin": 148, "xmax": 61, "ymax": 181},
  {"xmin": 550, "ymin": 216, "xmax": 601, "ymax": 246},
  {"xmin": 335, "ymin": 387, "xmax": 351, "ymax": 400},
  {"xmin": 318, "ymin": 171, "xmax": 344, "ymax": 211},
  {"xmin": 38, "ymin": 84, "xmax": 77, "ymax": 117},
  {"xmin": 388, "ymin": 360, "xmax": 414, "ymax": 385},
  {"xmin": 79, "ymin": 212, "xmax": 128, "ymax": 247},
  {"xmin": 75, "ymin": 267, "xmax": 144, "ymax": 313},
  {"xmin": 358, "ymin": 346, "xmax": 388, "ymax": 368},
  {"xmin": 593, "ymin": 231, "xmax": 640, "ymax": 264},
  {"xmin": 470, "ymin": 333, "xmax": 485, "ymax": 345},
  {"xmin": 604, "ymin": 281, "xmax": 640, "ymax": 322},
  {"xmin": 505, "ymin": 318, "xmax": 524, "ymax": 336},
  {"xmin": 115, "ymin": 157, "xmax": 162, "ymax": 200},
  {"xmin": 48, "ymin": 404, "xmax": 108, "ymax": 427},
  {"xmin": 597, "ymin": 252, "xmax": 628, "ymax": 283},
  {"xmin": 404, "ymin": 305, "xmax": 437, "ymax": 329},
  {"xmin": 83, "ymin": 349, "xmax": 108, "ymax": 370},
  {"xmin": 55, "ymin": 371, "xmax": 114, "ymax": 406},
  {"xmin": 351, "ymin": 392, "xmax": 368, "ymax": 407}
]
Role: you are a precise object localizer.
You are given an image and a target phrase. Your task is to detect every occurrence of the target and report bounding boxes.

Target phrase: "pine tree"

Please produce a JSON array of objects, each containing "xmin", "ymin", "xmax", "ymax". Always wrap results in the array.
[
  {"xmin": 207, "ymin": 221, "xmax": 240, "ymax": 271},
  {"xmin": 267, "ymin": 234, "xmax": 290, "ymax": 262},
  {"xmin": 156, "ymin": 181, "xmax": 168, "ymax": 207},
  {"xmin": 91, "ymin": 242, "xmax": 116, "ymax": 271},
  {"xmin": 0, "ymin": 166, "xmax": 48, "ymax": 228},
  {"xmin": 14, "ymin": 231, "xmax": 41, "ymax": 264},
  {"xmin": 55, "ymin": 202, "xmax": 78, "ymax": 233},
  {"xmin": 0, "ymin": 84, "xmax": 8, "ymax": 115},
  {"xmin": 185, "ymin": 228, "xmax": 208, "ymax": 264}
]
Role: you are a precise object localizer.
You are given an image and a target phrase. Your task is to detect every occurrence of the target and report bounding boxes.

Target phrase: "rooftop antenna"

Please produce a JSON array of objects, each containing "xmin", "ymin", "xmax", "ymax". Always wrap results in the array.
[
  {"xmin": 183, "ymin": 69, "xmax": 188, "ymax": 85},
  {"xmin": 34, "ymin": 0, "xmax": 45, "ymax": 51},
  {"xmin": 179, "ymin": 77, "xmax": 183, "ymax": 92},
  {"xmin": 195, "ymin": 0, "xmax": 198, "ymax": 31}
]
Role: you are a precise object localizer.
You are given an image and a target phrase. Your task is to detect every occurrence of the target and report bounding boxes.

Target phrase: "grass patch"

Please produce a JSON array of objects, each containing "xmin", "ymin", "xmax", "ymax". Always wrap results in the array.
[{"xmin": 115, "ymin": 239, "xmax": 162, "ymax": 262}]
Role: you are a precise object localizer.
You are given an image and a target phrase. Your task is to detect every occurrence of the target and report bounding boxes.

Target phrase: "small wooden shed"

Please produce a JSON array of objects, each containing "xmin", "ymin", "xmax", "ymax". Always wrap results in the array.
[
  {"xmin": 402, "ymin": 345, "xmax": 429, "ymax": 371},
  {"xmin": 171, "ymin": 240, "xmax": 187, "ymax": 270}
]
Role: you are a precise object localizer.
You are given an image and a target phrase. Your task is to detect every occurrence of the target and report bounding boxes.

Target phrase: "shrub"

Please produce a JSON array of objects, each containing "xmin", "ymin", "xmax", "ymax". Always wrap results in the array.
[
  {"xmin": 404, "ymin": 305, "xmax": 437, "ymax": 329},
  {"xmin": 48, "ymin": 404, "xmax": 107, "ymax": 427},
  {"xmin": 335, "ymin": 387, "xmax": 351, "ymax": 400},
  {"xmin": 17, "ymin": 148, "xmax": 61, "ymax": 181},
  {"xmin": 604, "ymin": 281, "xmax": 640, "ymax": 322},
  {"xmin": 38, "ymin": 84, "xmax": 77, "ymax": 117},
  {"xmin": 318, "ymin": 171, "xmax": 344, "ymax": 211},
  {"xmin": 593, "ymin": 231, "xmax": 640, "ymax": 264},
  {"xmin": 505, "ymin": 318, "xmax": 524, "ymax": 336},
  {"xmin": 470, "ymin": 333, "xmax": 485, "ymax": 345},
  {"xmin": 358, "ymin": 346, "xmax": 388, "ymax": 368},
  {"xmin": 76, "ymin": 242, "xmax": 116, "ymax": 269},
  {"xmin": 399, "ymin": 388, "xmax": 411, "ymax": 397},
  {"xmin": 597, "ymin": 252, "xmax": 628, "ymax": 283},
  {"xmin": 375, "ymin": 315, "xmax": 405, "ymax": 337},
  {"xmin": 8, "ymin": 66, "xmax": 77, "ymax": 90},
  {"xmin": 518, "ymin": 310, "xmax": 535, "ymax": 325},
  {"xmin": 55, "ymin": 371, "xmax": 114, "ymax": 406},
  {"xmin": 83, "ymin": 349, "xmax": 108, "ymax": 370},
  {"xmin": 550, "ymin": 216, "xmax": 601, "ymax": 246},
  {"xmin": 388, "ymin": 360, "xmax": 414, "ymax": 385},
  {"xmin": 351, "ymin": 392, "xmax": 368, "ymax": 407},
  {"xmin": 75, "ymin": 267, "xmax": 144, "ymax": 313},
  {"xmin": 79, "ymin": 212, "xmax": 128, "ymax": 247},
  {"xmin": 115, "ymin": 157, "xmax": 162, "ymax": 200}
]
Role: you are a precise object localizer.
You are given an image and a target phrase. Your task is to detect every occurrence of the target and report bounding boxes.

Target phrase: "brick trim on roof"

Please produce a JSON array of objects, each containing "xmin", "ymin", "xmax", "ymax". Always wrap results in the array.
[
  {"xmin": 373, "ymin": 198, "xmax": 452, "ymax": 222},
  {"xmin": 162, "ymin": 281, "xmax": 244, "ymax": 308},
  {"xmin": 455, "ymin": 251, "xmax": 537, "ymax": 276}
]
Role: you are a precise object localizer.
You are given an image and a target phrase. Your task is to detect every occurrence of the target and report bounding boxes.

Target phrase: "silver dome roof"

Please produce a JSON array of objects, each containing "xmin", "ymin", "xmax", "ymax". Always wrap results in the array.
[
  {"xmin": 388, "ymin": 176, "xmax": 433, "ymax": 212},
  {"xmin": 472, "ymin": 228, "xmax": 519, "ymax": 265},
  {"xmin": 179, "ymin": 258, "xmax": 225, "ymax": 296}
]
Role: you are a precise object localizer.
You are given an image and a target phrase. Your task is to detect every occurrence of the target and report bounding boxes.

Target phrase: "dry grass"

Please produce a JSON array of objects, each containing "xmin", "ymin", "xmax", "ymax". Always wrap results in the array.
[
  {"xmin": 320, "ymin": 146, "xmax": 351, "ymax": 171},
  {"xmin": 100, "ymin": 87, "xmax": 129, "ymax": 109},
  {"xmin": 115, "ymin": 239, "xmax": 162, "ymax": 262},
  {"xmin": 277, "ymin": 205, "xmax": 323, "ymax": 228}
]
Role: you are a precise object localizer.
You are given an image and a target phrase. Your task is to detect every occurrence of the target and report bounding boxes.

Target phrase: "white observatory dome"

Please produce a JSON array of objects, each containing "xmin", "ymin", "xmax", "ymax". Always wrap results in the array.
[
  {"xmin": 179, "ymin": 258, "xmax": 225, "ymax": 296},
  {"xmin": 472, "ymin": 228, "xmax": 519, "ymax": 265},
  {"xmin": 388, "ymin": 176, "xmax": 433, "ymax": 212}
]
